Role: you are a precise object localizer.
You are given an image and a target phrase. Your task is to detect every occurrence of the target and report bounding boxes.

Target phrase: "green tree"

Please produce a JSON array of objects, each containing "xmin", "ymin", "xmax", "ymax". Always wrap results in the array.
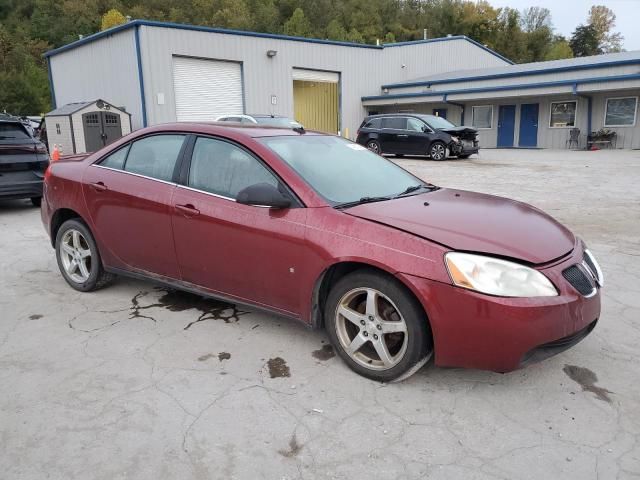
[
  {"xmin": 211, "ymin": 0, "xmax": 254, "ymax": 30},
  {"xmin": 326, "ymin": 19, "xmax": 348, "ymax": 41},
  {"xmin": 101, "ymin": 9, "xmax": 127, "ymax": 31},
  {"xmin": 545, "ymin": 36, "xmax": 573, "ymax": 60},
  {"xmin": 587, "ymin": 5, "xmax": 623, "ymax": 53},
  {"xmin": 570, "ymin": 24, "xmax": 602, "ymax": 57},
  {"xmin": 283, "ymin": 7, "xmax": 311, "ymax": 37}
]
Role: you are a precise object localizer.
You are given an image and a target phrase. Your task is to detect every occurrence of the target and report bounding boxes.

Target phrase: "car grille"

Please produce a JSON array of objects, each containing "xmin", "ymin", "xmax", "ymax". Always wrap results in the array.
[{"xmin": 562, "ymin": 264, "xmax": 596, "ymax": 296}]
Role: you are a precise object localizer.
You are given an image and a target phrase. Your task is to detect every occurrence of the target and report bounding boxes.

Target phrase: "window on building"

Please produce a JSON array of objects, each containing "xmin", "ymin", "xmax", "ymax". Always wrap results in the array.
[
  {"xmin": 381, "ymin": 117, "xmax": 407, "ymax": 130},
  {"xmin": 549, "ymin": 101, "xmax": 577, "ymax": 128},
  {"xmin": 471, "ymin": 106, "xmax": 493, "ymax": 129},
  {"xmin": 56, "ymin": 123, "xmax": 61, "ymax": 135},
  {"xmin": 99, "ymin": 145, "xmax": 130, "ymax": 170},
  {"xmin": 604, "ymin": 97, "xmax": 637, "ymax": 127},
  {"xmin": 188, "ymin": 137, "xmax": 279, "ymax": 199},
  {"xmin": 124, "ymin": 135, "xmax": 186, "ymax": 182}
]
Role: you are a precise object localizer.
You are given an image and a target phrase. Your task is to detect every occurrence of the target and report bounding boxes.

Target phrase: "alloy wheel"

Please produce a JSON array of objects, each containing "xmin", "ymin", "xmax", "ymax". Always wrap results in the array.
[
  {"xmin": 334, "ymin": 287, "xmax": 408, "ymax": 371},
  {"xmin": 431, "ymin": 143, "xmax": 446, "ymax": 160},
  {"xmin": 367, "ymin": 141, "xmax": 380, "ymax": 154},
  {"xmin": 60, "ymin": 229, "xmax": 92, "ymax": 283}
]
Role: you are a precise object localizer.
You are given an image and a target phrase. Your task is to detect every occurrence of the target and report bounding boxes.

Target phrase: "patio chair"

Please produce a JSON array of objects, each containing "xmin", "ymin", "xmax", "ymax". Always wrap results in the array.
[{"xmin": 566, "ymin": 128, "xmax": 580, "ymax": 149}]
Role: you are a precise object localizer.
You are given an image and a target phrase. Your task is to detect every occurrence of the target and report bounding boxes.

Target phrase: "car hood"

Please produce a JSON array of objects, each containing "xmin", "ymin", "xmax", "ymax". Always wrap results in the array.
[
  {"xmin": 437, "ymin": 126, "xmax": 478, "ymax": 135},
  {"xmin": 345, "ymin": 188, "xmax": 575, "ymax": 264}
]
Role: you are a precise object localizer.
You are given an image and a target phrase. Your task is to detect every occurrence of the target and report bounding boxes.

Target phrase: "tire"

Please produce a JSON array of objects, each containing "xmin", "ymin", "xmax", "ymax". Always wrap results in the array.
[
  {"xmin": 30, "ymin": 197, "xmax": 42, "ymax": 207},
  {"xmin": 55, "ymin": 218, "xmax": 115, "ymax": 292},
  {"xmin": 457, "ymin": 154, "xmax": 471, "ymax": 159},
  {"xmin": 366, "ymin": 140, "xmax": 382, "ymax": 155},
  {"xmin": 325, "ymin": 269, "xmax": 432, "ymax": 382},
  {"xmin": 429, "ymin": 142, "xmax": 447, "ymax": 161}
]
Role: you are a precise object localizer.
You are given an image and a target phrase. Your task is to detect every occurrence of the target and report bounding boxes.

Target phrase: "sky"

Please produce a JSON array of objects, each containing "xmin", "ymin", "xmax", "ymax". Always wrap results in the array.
[{"xmin": 486, "ymin": 0, "xmax": 640, "ymax": 51}]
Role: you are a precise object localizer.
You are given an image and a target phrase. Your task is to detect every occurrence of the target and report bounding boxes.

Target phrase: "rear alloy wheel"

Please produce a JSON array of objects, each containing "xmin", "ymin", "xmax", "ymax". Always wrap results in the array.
[
  {"xmin": 429, "ymin": 142, "xmax": 447, "ymax": 161},
  {"xmin": 55, "ymin": 219, "xmax": 114, "ymax": 292},
  {"xmin": 366, "ymin": 140, "xmax": 381, "ymax": 154},
  {"xmin": 326, "ymin": 270, "xmax": 432, "ymax": 382}
]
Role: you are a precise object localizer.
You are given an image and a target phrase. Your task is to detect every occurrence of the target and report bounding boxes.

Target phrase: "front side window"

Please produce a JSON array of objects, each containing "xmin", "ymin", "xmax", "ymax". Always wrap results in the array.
[
  {"xmin": 381, "ymin": 117, "xmax": 407, "ymax": 130},
  {"xmin": 550, "ymin": 101, "xmax": 577, "ymax": 128},
  {"xmin": 472, "ymin": 106, "xmax": 493, "ymax": 129},
  {"xmin": 188, "ymin": 137, "xmax": 279, "ymax": 199},
  {"xmin": 260, "ymin": 136, "xmax": 423, "ymax": 205},
  {"xmin": 124, "ymin": 135, "xmax": 185, "ymax": 182},
  {"xmin": 407, "ymin": 118, "xmax": 425, "ymax": 132},
  {"xmin": 364, "ymin": 118, "xmax": 381, "ymax": 129},
  {"xmin": 604, "ymin": 97, "xmax": 637, "ymax": 127},
  {"xmin": 100, "ymin": 144, "xmax": 130, "ymax": 170}
]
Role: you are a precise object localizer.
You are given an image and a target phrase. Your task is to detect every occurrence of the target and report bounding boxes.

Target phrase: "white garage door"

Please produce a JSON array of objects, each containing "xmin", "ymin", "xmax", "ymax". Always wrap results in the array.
[{"xmin": 172, "ymin": 56, "xmax": 243, "ymax": 121}]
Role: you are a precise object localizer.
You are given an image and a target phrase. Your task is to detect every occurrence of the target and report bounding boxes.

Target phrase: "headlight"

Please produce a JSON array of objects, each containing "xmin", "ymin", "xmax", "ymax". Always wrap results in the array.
[
  {"xmin": 450, "ymin": 135, "xmax": 460, "ymax": 143},
  {"xmin": 445, "ymin": 252, "xmax": 558, "ymax": 297}
]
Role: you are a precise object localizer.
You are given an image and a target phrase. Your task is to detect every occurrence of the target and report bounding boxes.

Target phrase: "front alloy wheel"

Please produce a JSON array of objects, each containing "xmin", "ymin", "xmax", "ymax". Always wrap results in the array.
[
  {"xmin": 366, "ymin": 140, "xmax": 381, "ymax": 154},
  {"xmin": 430, "ymin": 142, "xmax": 447, "ymax": 161},
  {"xmin": 325, "ymin": 270, "xmax": 432, "ymax": 382}
]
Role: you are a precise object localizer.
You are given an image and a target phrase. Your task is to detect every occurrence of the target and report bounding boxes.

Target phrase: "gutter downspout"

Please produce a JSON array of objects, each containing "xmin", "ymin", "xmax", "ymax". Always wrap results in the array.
[
  {"xmin": 134, "ymin": 24, "xmax": 148, "ymax": 127},
  {"xmin": 47, "ymin": 56, "xmax": 56, "ymax": 109},
  {"xmin": 573, "ymin": 83, "xmax": 592, "ymax": 144},
  {"xmin": 443, "ymin": 94, "xmax": 466, "ymax": 124}
]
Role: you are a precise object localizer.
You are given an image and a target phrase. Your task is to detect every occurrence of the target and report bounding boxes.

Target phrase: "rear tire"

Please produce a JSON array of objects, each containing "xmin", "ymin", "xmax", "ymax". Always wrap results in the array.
[
  {"xmin": 30, "ymin": 197, "xmax": 41, "ymax": 207},
  {"xmin": 55, "ymin": 219, "xmax": 115, "ymax": 292},
  {"xmin": 325, "ymin": 269, "xmax": 432, "ymax": 382},
  {"xmin": 366, "ymin": 140, "xmax": 382, "ymax": 155},
  {"xmin": 429, "ymin": 142, "xmax": 447, "ymax": 161}
]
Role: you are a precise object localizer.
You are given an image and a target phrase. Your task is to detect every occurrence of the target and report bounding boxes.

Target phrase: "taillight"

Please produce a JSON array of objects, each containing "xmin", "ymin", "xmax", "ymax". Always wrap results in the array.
[
  {"xmin": 44, "ymin": 164, "xmax": 52, "ymax": 181},
  {"xmin": 34, "ymin": 143, "xmax": 48, "ymax": 154}
]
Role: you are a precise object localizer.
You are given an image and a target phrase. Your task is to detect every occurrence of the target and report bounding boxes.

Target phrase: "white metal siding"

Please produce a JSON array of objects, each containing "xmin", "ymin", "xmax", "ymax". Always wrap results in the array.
[
  {"xmin": 172, "ymin": 56, "xmax": 243, "ymax": 121},
  {"xmin": 44, "ymin": 116, "xmax": 73, "ymax": 154},
  {"xmin": 292, "ymin": 68, "xmax": 339, "ymax": 83}
]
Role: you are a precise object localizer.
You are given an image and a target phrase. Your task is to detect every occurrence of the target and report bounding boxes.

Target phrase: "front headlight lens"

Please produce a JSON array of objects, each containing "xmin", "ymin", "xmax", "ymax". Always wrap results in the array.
[{"xmin": 445, "ymin": 252, "xmax": 558, "ymax": 297}]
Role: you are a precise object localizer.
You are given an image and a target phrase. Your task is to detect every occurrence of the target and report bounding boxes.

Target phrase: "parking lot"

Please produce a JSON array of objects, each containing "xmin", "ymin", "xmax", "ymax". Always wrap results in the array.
[{"xmin": 1, "ymin": 148, "xmax": 639, "ymax": 480}]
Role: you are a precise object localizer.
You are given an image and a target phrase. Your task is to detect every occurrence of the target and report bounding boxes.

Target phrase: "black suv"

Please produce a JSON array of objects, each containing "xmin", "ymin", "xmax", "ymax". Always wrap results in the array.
[
  {"xmin": 356, "ymin": 113, "xmax": 479, "ymax": 160},
  {"xmin": 0, "ymin": 115, "xmax": 49, "ymax": 206}
]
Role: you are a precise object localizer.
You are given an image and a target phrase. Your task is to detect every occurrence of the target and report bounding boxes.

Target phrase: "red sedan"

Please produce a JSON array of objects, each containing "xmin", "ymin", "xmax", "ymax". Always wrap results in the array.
[{"xmin": 41, "ymin": 123, "xmax": 603, "ymax": 381}]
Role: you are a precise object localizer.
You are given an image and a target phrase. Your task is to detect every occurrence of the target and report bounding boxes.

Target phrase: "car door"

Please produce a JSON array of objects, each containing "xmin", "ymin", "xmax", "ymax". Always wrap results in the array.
[
  {"xmin": 379, "ymin": 117, "xmax": 408, "ymax": 153},
  {"xmin": 82, "ymin": 134, "xmax": 187, "ymax": 278},
  {"xmin": 171, "ymin": 136, "xmax": 308, "ymax": 316},
  {"xmin": 405, "ymin": 117, "xmax": 430, "ymax": 155}
]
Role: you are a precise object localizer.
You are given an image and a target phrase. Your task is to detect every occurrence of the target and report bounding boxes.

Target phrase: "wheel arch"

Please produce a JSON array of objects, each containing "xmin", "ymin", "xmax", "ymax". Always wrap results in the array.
[
  {"xmin": 309, "ymin": 260, "xmax": 433, "ymax": 337},
  {"xmin": 50, "ymin": 208, "xmax": 85, "ymax": 247}
]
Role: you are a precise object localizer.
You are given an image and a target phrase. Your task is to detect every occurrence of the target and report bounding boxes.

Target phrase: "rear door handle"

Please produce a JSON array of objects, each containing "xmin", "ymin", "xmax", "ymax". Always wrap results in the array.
[
  {"xmin": 175, "ymin": 203, "xmax": 200, "ymax": 217},
  {"xmin": 90, "ymin": 181, "xmax": 108, "ymax": 192}
]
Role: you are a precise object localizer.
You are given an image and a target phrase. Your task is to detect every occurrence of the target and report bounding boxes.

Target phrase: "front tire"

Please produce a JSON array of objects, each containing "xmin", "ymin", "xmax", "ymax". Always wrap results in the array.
[
  {"xmin": 325, "ymin": 270, "xmax": 432, "ymax": 382},
  {"xmin": 55, "ymin": 219, "xmax": 114, "ymax": 292},
  {"xmin": 366, "ymin": 140, "xmax": 382, "ymax": 155},
  {"xmin": 429, "ymin": 142, "xmax": 447, "ymax": 161}
]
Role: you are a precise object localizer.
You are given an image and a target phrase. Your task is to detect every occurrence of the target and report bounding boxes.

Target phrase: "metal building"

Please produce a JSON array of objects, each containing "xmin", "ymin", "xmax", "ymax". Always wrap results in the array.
[
  {"xmin": 44, "ymin": 19, "xmax": 510, "ymax": 137},
  {"xmin": 363, "ymin": 51, "xmax": 640, "ymax": 149}
]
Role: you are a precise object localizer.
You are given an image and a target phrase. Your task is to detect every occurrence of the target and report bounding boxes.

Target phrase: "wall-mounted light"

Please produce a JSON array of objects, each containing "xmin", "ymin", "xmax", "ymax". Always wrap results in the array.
[
  {"xmin": 383, "ymin": 88, "xmax": 389, "ymax": 94},
  {"xmin": 266, "ymin": 50, "xmax": 277, "ymax": 58}
]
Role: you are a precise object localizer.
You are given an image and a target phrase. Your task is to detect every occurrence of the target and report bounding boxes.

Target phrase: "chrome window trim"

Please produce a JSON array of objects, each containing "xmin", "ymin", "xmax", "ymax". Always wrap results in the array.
[
  {"xmin": 177, "ymin": 183, "xmax": 236, "ymax": 202},
  {"xmin": 92, "ymin": 164, "xmax": 177, "ymax": 186}
]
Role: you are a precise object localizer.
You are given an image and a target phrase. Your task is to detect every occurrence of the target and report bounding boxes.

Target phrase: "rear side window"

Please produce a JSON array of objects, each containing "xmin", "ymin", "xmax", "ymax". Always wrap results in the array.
[
  {"xmin": 364, "ymin": 118, "xmax": 381, "ymax": 129},
  {"xmin": 0, "ymin": 122, "xmax": 31, "ymax": 139},
  {"xmin": 124, "ymin": 135, "xmax": 186, "ymax": 182},
  {"xmin": 100, "ymin": 145, "xmax": 130, "ymax": 170},
  {"xmin": 381, "ymin": 117, "xmax": 407, "ymax": 130},
  {"xmin": 188, "ymin": 137, "xmax": 278, "ymax": 199}
]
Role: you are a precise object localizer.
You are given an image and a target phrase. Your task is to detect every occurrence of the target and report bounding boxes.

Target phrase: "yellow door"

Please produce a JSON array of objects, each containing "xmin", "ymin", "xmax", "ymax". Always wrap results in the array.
[{"xmin": 293, "ymin": 80, "xmax": 339, "ymax": 134}]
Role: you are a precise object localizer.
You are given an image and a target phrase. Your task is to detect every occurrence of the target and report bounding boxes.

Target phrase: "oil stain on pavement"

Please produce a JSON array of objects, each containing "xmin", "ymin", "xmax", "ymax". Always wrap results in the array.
[
  {"xmin": 28, "ymin": 314, "xmax": 43, "ymax": 320},
  {"xmin": 563, "ymin": 364, "xmax": 613, "ymax": 403},
  {"xmin": 312, "ymin": 344, "xmax": 335, "ymax": 361},
  {"xmin": 218, "ymin": 352, "xmax": 231, "ymax": 361},
  {"xmin": 278, "ymin": 434, "xmax": 302, "ymax": 458},
  {"xmin": 267, "ymin": 357, "xmax": 290, "ymax": 378},
  {"xmin": 129, "ymin": 289, "xmax": 247, "ymax": 329}
]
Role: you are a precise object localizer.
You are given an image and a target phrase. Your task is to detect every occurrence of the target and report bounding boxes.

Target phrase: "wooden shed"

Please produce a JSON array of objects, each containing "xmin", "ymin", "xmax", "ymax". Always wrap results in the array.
[{"xmin": 45, "ymin": 99, "xmax": 131, "ymax": 154}]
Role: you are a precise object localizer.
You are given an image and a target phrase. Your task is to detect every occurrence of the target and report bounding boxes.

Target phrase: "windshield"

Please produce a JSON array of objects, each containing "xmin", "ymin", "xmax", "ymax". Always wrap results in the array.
[
  {"xmin": 0, "ymin": 122, "xmax": 32, "ymax": 139},
  {"xmin": 420, "ymin": 115, "xmax": 456, "ymax": 129},
  {"xmin": 254, "ymin": 117, "xmax": 303, "ymax": 129},
  {"xmin": 259, "ymin": 136, "xmax": 425, "ymax": 205}
]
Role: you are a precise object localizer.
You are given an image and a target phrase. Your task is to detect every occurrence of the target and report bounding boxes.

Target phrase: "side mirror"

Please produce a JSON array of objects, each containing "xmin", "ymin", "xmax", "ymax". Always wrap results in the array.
[{"xmin": 236, "ymin": 183, "xmax": 291, "ymax": 209}]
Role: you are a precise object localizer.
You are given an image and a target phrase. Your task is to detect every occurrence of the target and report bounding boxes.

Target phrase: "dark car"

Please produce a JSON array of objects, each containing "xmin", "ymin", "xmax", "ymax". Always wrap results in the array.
[
  {"xmin": 42, "ymin": 123, "xmax": 601, "ymax": 382},
  {"xmin": 0, "ymin": 114, "xmax": 49, "ymax": 206},
  {"xmin": 356, "ymin": 113, "xmax": 479, "ymax": 160}
]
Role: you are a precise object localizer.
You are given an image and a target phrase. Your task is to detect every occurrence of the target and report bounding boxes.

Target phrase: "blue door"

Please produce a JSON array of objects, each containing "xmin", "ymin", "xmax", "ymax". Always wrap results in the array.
[
  {"xmin": 497, "ymin": 105, "xmax": 516, "ymax": 148},
  {"xmin": 518, "ymin": 103, "xmax": 539, "ymax": 147},
  {"xmin": 433, "ymin": 108, "xmax": 447, "ymax": 119}
]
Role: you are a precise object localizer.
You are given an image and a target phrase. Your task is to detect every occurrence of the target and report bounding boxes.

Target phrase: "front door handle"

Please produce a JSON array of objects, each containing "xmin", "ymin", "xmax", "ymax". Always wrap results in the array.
[
  {"xmin": 175, "ymin": 203, "xmax": 200, "ymax": 217},
  {"xmin": 397, "ymin": 134, "xmax": 409, "ymax": 138},
  {"xmin": 90, "ymin": 181, "xmax": 108, "ymax": 192}
]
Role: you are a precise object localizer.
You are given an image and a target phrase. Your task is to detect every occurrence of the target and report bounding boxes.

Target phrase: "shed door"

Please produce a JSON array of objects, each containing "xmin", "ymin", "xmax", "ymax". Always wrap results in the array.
[
  {"xmin": 172, "ymin": 56, "xmax": 243, "ymax": 121},
  {"xmin": 82, "ymin": 113, "xmax": 103, "ymax": 153},
  {"xmin": 102, "ymin": 112, "xmax": 122, "ymax": 146}
]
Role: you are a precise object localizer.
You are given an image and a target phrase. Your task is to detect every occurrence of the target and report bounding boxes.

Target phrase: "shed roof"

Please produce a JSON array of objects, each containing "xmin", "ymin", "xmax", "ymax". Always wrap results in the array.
[{"xmin": 46, "ymin": 100, "xmax": 129, "ymax": 117}]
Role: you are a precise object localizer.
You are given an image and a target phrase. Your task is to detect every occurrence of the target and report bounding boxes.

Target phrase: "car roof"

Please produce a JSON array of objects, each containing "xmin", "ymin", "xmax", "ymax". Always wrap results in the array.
[
  {"xmin": 249, "ymin": 114, "xmax": 288, "ymax": 118},
  {"xmin": 138, "ymin": 121, "xmax": 321, "ymax": 138}
]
